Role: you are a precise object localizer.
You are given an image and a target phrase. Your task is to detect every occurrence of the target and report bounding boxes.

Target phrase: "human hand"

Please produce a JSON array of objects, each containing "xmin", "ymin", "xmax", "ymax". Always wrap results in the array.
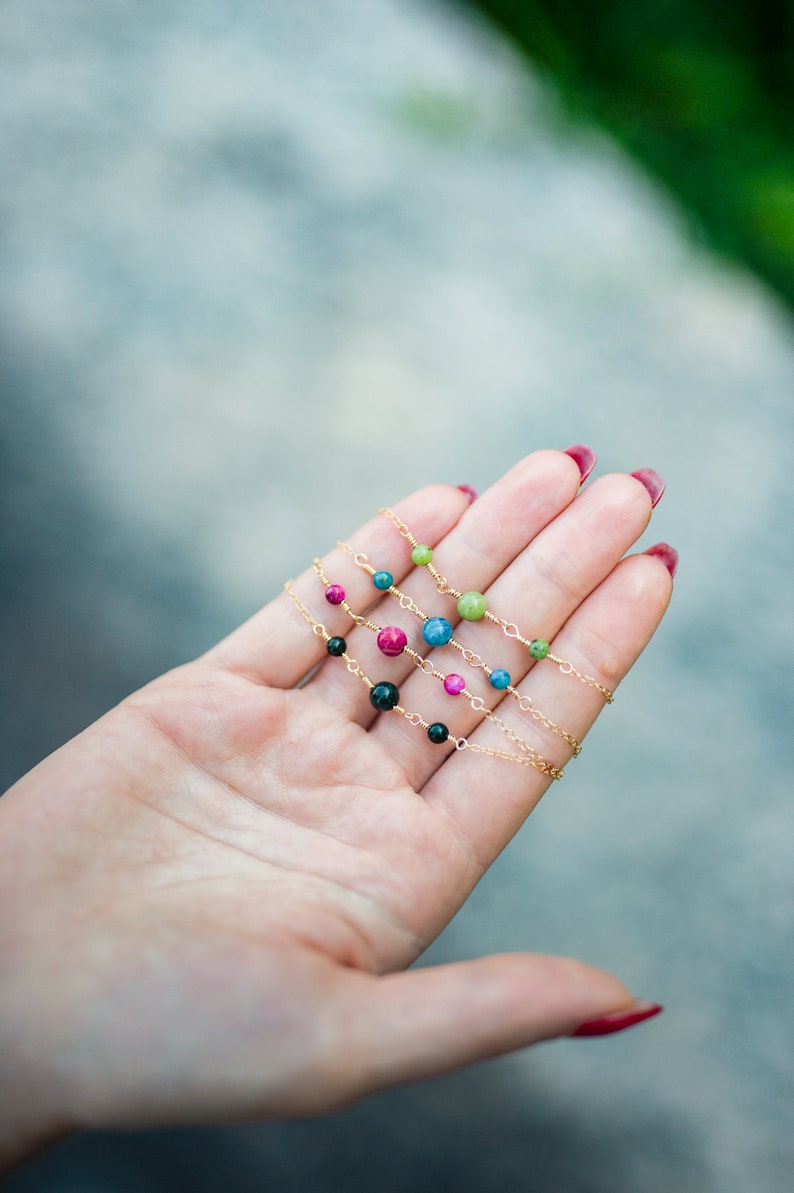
[{"xmin": 0, "ymin": 449, "xmax": 675, "ymax": 1168}]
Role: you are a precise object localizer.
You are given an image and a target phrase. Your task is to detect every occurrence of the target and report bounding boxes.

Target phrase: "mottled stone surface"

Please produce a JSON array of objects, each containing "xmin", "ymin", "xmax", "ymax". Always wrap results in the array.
[
  {"xmin": 377, "ymin": 625, "xmax": 408, "ymax": 657},
  {"xmin": 1, "ymin": 1, "xmax": 792, "ymax": 1192}
]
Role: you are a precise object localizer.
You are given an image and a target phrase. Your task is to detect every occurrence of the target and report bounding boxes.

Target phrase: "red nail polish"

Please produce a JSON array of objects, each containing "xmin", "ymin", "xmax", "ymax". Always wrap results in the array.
[
  {"xmin": 644, "ymin": 543, "xmax": 679, "ymax": 578},
  {"xmin": 570, "ymin": 1000, "xmax": 663, "ymax": 1037},
  {"xmin": 457, "ymin": 483, "xmax": 478, "ymax": 504},
  {"xmin": 564, "ymin": 444, "xmax": 597, "ymax": 484},
  {"xmin": 630, "ymin": 468, "xmax": 666, "ymax": 508}
]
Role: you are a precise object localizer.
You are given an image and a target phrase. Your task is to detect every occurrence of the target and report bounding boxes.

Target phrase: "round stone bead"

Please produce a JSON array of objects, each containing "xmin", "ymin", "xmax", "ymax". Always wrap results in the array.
[
  {"xmin": 457, "ymin": 590, "xmax": 488, "ymax": 621},
  {"xmin": 326, "ymin": 636, "xmax": 346, "ymax": 657},
  {"xmin": 489, "ymin": 668, "xmax": 511, "ymax": 690},
  {"xmin": 422, "ymin": 617, "xmax": 453, "ymax": 647},
  {"xmin": 411, "ymin": 544, "xmax": 433, "ymax": 566},
  {"xmin": 443, "ymin": 673, "xmax": 466, "ymax": 696},
  {"xmin": 369, "ymin": 681, "xmax": 400, "ymax": 712},
  {"xmin": 377, "ymin": 625, "xmax": 408, "ymax": 657},
  {"xmin": 325, "ymin": 584, "xmax": 346, "ymax": 606},
  {"xmin": 427, "ymin": 722, "xmax": 450, "ymax": 745},
  {"xmin": 528, "ymin": 639, "xmax": 550, "ymax": 660},
  {"xmin": 373, "ymin": 570, "xmax": 393, "ymax": 591}
]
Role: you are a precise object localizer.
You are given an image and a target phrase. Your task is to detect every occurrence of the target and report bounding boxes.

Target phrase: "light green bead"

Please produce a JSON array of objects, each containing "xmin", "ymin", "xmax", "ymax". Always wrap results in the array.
[
  {"xmin": 528, "ymin": 638, "xmax": 550, "ymax": 660},
  {"xmin": 457, "ymin": 591, "xmax": 488, "ymax": 621},
  {"xmin": 411, "ymin": 544, "xmax": 433, "ymax": 566}
]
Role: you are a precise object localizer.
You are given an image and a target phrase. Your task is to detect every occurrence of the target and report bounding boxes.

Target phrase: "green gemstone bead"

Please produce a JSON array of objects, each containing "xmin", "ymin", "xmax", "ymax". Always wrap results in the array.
[
  {"xmin": 528, "ymin": 638, "xmax": 550, "ymax": 660},
  {"xmin": 411, "ymin": 544, "xmax": 433, "ymax": 566},
  {"xmin": 457, "ymin": 591, "xmax": 488, "ymax": 621},
  {"xmin": 427, "ymin": 722, "xmax": 449, "ymax": 745},
  {"xmin": 370, "ymin": 681, "xmax": 400, "ymax": 712}
]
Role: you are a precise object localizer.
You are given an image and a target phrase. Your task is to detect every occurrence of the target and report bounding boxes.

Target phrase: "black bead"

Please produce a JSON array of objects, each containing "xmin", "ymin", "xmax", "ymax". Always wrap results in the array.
[
  {"xmin": 369, "ymin": 681, "xmax": 399, "ymax": 712},
  {"xmin": 327, "ymin": 636, "xmax": 346, "ymax": 657},
  {"xmin": 427, "ymin": 721, "xmax": 449, "ymax": 744}
]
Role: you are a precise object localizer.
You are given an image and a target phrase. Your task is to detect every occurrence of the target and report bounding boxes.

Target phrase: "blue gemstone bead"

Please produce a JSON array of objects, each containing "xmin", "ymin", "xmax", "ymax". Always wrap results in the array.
[
  {"xmin": 422, "ymin": 617, "xmax": 453, "ymax": 647},
  {"xmin": 373, "ymin": 570, "xmax": 393, "ymax": 590},
  {"xmin": 489, "ymin": 668, "xmax": 511, "ymax": 690}
]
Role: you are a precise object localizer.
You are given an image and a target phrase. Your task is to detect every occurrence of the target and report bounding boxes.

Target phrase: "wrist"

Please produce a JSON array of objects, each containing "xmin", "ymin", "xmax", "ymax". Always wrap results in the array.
[
  {"xmin": 0, "ymin": 802, "xmax": 77, "ymax": 1174},
  {"xmin": 0, "ymin": 1063, "xmax": 74, "ymax": 1176}
]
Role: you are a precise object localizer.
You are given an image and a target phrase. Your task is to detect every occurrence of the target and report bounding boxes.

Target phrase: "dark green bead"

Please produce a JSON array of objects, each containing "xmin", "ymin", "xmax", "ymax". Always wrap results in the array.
[
  {"xmin": 370, "ymin": 681, "xmax": 400, "ymax": 711},
  {"xmin": 427, "ymin": 722, "xmax": 450, "ymax": 744},
  {"xmin": 528, "ymin": 638, "xmax": 550, "ymax": 660},
  {"xmin": 327, "ymin": 636, "xmax": 346, "ymax": 657}
]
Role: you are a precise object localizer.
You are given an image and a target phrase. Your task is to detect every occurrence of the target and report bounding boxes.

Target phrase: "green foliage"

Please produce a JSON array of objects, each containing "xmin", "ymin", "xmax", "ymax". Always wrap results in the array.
[{"xmin": 455, "ymin": 0, "xmax": 794, "ymax": 310}]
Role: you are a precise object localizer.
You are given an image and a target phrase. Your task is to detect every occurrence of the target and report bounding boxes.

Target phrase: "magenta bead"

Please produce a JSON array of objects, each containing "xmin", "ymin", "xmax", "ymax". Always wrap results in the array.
[
  {"xmin": 377, "ymin": 626, "xmax": 408, "ymax": 657},
  {"xmin": 443, "ymin": 673, "xmax": 465, "ymax": 695},
  {"xmin": 325, "ymin": 584, "xmax": 346, "ymax": 605}
]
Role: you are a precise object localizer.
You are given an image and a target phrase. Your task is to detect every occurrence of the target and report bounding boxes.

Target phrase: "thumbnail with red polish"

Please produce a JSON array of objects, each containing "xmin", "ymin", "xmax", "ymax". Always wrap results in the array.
[{"xmin": 570, "ymin": 1000, "xmax": 663, "ymax": 1037}]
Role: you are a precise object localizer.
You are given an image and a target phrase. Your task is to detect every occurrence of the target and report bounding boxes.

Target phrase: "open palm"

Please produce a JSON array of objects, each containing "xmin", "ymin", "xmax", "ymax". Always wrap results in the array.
[{"xmin": 0, "ymin": 450, "xmax": 674, "ymax": 1160}]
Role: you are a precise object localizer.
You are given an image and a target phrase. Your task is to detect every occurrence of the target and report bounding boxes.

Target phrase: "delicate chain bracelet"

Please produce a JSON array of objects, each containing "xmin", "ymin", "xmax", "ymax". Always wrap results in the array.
[
  {"xmin": 378, "ymin": 507, "xmax": 613, "ymax": 703},
  {"xmin": 337, "ymin": 542, "xmax": 582, "ymax": 752},
  {"xmin": 312, "ymin": 559, "xmax": 568, "ymax": 769},
  {"xmin": 285, "ymin": 582, "xmax": 564, "ymax": 779}
]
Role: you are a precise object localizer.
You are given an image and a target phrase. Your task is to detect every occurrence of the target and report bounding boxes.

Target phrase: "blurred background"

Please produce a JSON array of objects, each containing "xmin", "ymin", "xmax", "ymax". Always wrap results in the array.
[{"xmin": 1, "ymin": 1, "xmax": 792, "ymax": 1191}]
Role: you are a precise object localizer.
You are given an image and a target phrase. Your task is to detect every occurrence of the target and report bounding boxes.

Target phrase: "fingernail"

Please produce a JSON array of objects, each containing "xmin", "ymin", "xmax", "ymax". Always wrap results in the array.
[
  {"xmin": 644, "ymin": 542, "xmax": 679, "ymax": 578},
  {"xmin": 570, "ymin": 1000, "xmax": 663, "ymax": 1038},
  {"xmin": 630, "ymin": 467, "xmax": 666, "ymax": 508},
  {"xmin": 564, "ymin": 444, "xmax": 597, "ymax": 484},
  {"xmin": 457, "ymin": 483, "xmax": 478, "ymax": 504}
]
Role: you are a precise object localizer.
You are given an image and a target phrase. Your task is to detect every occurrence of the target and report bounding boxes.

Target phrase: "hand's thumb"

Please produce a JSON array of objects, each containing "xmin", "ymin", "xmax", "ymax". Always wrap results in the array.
[{"xmin": 337, "ymin": 952, "xmax": 660, "ymax": 1099}]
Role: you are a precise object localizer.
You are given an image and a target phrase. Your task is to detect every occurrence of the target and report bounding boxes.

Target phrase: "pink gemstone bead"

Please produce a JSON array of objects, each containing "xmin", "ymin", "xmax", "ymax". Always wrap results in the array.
[
  {"xmin": 443, "ymin": 673, "xmax": 466, "ymax": 695},
  {"xmin": 325, "ymin": 584, "xmax": 346, "ymax": 605},
  {"xmin": 377, "ymin": 626, "xmax": 408, "ymax": 657}
]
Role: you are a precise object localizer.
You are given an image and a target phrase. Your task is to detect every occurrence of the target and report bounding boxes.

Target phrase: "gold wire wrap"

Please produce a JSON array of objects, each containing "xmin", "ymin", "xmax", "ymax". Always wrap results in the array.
[
  {"xmin": 377, "ymin": 506, "xmax": 614, "ymax": 703},
  {"xmin": 284, "ymin": 581, "xmax": 564, "ymax": 780}
]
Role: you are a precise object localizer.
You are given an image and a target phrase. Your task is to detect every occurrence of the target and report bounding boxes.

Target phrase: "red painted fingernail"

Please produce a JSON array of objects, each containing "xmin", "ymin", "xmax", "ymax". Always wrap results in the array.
[
  {"xmin": 457, "ymin": 483, "xmax": 478, "ymax": 504},
  {"xmin": 644, "ymin": 542, "xmax": 679, "ymax": 578},
  {"xmin": 564, "ymin": 444, "xmax": 597, "ymax": 484},
  {"xmin": 570, "ymin": 1000, "xmax": 663, "ymax": 1038},
  {"xmin": 630, "ymin": 467, "xmax": 666, "ymax": 508}
]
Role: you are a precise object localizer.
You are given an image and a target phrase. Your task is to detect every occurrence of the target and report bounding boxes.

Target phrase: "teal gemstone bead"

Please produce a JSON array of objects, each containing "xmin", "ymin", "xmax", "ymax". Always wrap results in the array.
[
  {"xmin": 423, "ymin": 617, "xmax": 453, "ymax": 646},
  {"xmin": 489, "ymin": 668, "xmax": 511, "ymax": 689},
  {"xmin": 370, "ymin": 681, "xmax": 400, "ymax": 711},
  {"xmin": 411, "ymin": 544, "xmax": 433, "ymax": 566},
  {"xmin": 528, "ymin": 639, "xmax": 550, "ymax": 660},
  {"xmin": 327, "ymin": 636, "xmax": 346, "ymax": 657},
  {"xmin": 457, "ymin": 591, "xmax": 488, "ymax": 621},
  {"xmin": 427, "ymin": 722, "xmax": 450, "ymax": 745},
  {"xmin": 373, "ymin": 570, "xmax": 393, "ymax": 590}
]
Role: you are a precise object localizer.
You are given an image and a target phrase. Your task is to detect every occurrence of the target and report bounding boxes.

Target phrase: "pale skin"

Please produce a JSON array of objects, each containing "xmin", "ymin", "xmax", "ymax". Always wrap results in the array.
[{"xmin": 0, "ymin": 450, "xmax": 675, "ymax": 1171}]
